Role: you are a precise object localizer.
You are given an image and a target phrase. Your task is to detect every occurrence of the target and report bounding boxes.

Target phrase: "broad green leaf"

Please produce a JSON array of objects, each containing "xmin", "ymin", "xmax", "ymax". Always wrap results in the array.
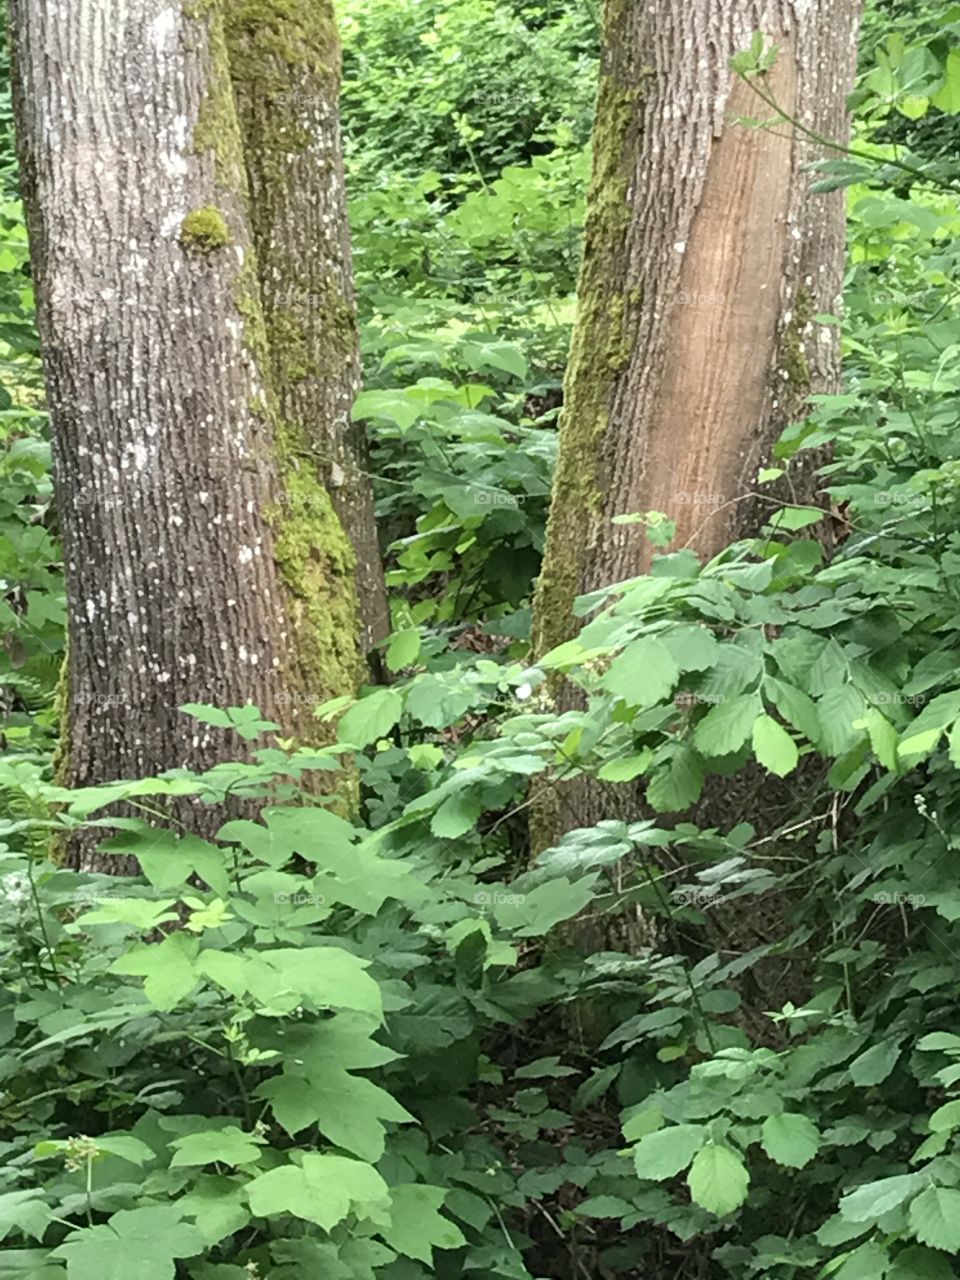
[
  {"xmin": 431, "ymin": 792, "xmax": 482, "ymax": 838},
  {"xmin": 632, "ymin": 1124, "xmax": 705, "ymax": 1180},
  {"xmin": 604, "ymin": 637, "xmax": 679, "ymax": 708},
  {"xmin": 687, "ymin": 1143, "xmax": 750, "ymax": 1216},
  {"xmin": 169, "ymin": 1127, "xmax": 263, "ymax": 1168},
  {"xmin": 386, "ymin": 629, "xmax": 421, "ymax": 673},
  {"xmin": 257, "ymin": 1069, "xmax": 413, "ymax": 1159},
  {"xmin": 929, "ymin": 1100, "xmax": 960, "ymax": 1132},
  {"xmin": 840, "ymin": 1173, "xmax": 923, "ymax": 1222},
  {"xmin": 245, "ymin": 1154, "xmax": 389, "ymax": 1231},
  {"xmin": 888, "ymin": 1245, "xmax": 958, "ymax": 1280},
  {"xmin": 0, "ymin": 1190, "xmax": 51, "ymax": 1243},
  {"xmin": 760, "ymin": 1113, "xmax": 820, "ymax": 1168},
  {"xmin": 493, "ymin": 877, "xmax": 596, "ymax": 936},
  {"xmin": 752, "ymin": 715, "xmax": 799, "ymax": 777},
  {"xmin": 849, "ymin": 1039, "xmax": 900, "ymax": 1086},
  {"xmin": 646, "ymin": 745, "xmax": 703, "ymax": 812},
  {"xmin": 379, "ymin": 1185, "xmax": 466, "ymax": 1264},
  {"xmin": 834, "ymin": 1241, "xmax": 892, "ymax": 1280},
  {"xmin": 693, "ymin": 695, "xmax": 761, "ymax": 757},
  {"xmin": 251, "ymin": 947, "xmax": 382, "ymax": 1019},
  {"xmin": 908, "ymin": 1186, "xmax": 960, "ymax": 1251},
  {"xmin": 51, "ymin": 1206, "xmax": 204, "ymax": 1280},
  {"xmin": 575, "ymin": 1196, "xmax": 634, "ymax": 1218},
  {"xmin": 338, "ymin": 689, "xmax": 404, "ymax": 748},
  {"xmin": 931, "ymin": 50, "xmax": 960, "ymax": 113},
  {"xmin": 597, "ymin": 752, "xmax": 652, "ymax": 783},
  {"xmin": 110, "ymin": 933, "xmax": 199, "ymax": 1010},
  {"xmin": 176, "ymin": 1176, "xmax": 250, "ymax": 1246}
]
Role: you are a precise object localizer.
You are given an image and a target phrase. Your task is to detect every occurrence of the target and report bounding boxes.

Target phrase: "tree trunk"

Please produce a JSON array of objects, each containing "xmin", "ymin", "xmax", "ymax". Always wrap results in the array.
[
  {"xmin": 223, "ymin": 0, "xmax": 390, "ymax": 660},
  {"xmin": 8, "ymin": 0, "xmax": 365, "ymax": 862},
  {"xmin": 532, "ymin": 0, "xmax": 862, "ymax": 849}
]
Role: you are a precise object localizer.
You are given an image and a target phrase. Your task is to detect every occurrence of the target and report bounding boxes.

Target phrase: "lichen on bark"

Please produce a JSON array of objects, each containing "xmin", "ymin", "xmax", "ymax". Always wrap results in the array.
[
  {"xmin": 531, "ymin": 0, "xmax": 642, "ymax": 661},
  {"xmin": 180, "ymin": 205, "xmax": 231, "ymax": 251},
  {"xmin": 186, "ymin": 0, "xmax": 364, "ymax": 745}
]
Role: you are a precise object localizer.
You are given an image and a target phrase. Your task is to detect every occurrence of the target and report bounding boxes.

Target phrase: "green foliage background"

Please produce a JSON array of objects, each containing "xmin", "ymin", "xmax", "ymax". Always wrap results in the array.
[{"xmin": 4, "ymin": 3, "xmax": 960, "ymax": 1280}]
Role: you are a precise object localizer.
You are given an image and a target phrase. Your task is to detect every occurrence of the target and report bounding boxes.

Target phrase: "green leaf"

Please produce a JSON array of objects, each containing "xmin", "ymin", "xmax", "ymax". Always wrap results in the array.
[
  {"xmin": 169, "ymin": 1127, "xmax": 263, "ymax": 1168},
  {"xmin": 245, "ymin": 1154, "xmax": 389, "ymax": 1231},
  {"xmin": 929, "ymin": 1100, "xmax": 960, "ymax": 1132},
  {"xmin": 338, "ymin": 689, "xmax": 404, "ymax": 748},
  {"xmin": 888, "ymin": 1245, "xmax": 958, "ymax": 1280},
  {"xmin": 604, "ymin": 637, "xmax": 679, "ymax": 707},
  {"xmin": 834, "ymin": 1242, "xmax": 891, "ymax": 1280},
  {"xmin": 0, "ymin": 1190, "xmax": 51, "ymax": 1243},
  {"xmin": 251, "ymin": 947, "xmax": 382, "ymax": 1019},
  {"xmin": 760, "ymin": 1113, "xmax": 820, "ymax": 1168},
  {"xmin": 849, "ymin": 1039, "xmax": 900, "ymax": 1086},
  {"xmin": 575, "ymin": 1196, "xmax": 634, "ymax": 1218},
  {"xmin": 51, "ymin": 1206, "xmax": 204, "ymax": 1280},
  {"xmin": 687, "ymin": 1143, "xmax": 750, "ymax": 1216},
  {"xmin": 765, "ymin": 677, "xmax": 821, "ymax": 743},
  {"xmin": 752, "ymin": 715, "xmax": 799, "ymax": 777},
  {"xmin": 840, "ymin": 1173, "xmax": 924, "ymax": 1223},
  {"xmin": 379, "ymin": 1185, "xmax": 466, "ymax": 1264},
  {"xmin": 430, "ymin": 792, "xmax": 482, "ymax": 839},
  {"xmin": 647, "ymin": 745, "xmax": 703, "ymax": 812},
  {"xmin": 632, "ymin": 1124, "xmax": 705, "ymax": 1180},
  {"xmin": 257, "ymin": 1069, "xmax": 413, "ymax": 1159},
  {"xmin": 694, "ymin": 695, "xmax": 761, "ymax": 757},
  {"xmin": 386, "ymin": 628, "xmax": 421, "ymax": 673},
  {"xmin": 597, "ymin": 752, "xmax": 652, "ymax": 783},
  {"xmin": 908, "ymin": 1186, "xmax": 960, "ymax": 1251},
  {"xmin": 493, "ymin": 877, "xmax": 596, "ymax": 936},
  {"xmin": 110, "ymin": 933, "xmax": 199, "ymax": 1010},
  {"xmin": 931, "ymin": 49, "xmax": 960, "ymax": 113}
]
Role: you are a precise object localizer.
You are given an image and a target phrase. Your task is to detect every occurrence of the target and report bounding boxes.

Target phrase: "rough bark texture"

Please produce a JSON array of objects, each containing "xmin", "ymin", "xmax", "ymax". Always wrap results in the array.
[
  {"xmin": 223, "ymin": 0, "xmax": 390, "ymax": 660},
  {"xmin": 9, "ymin": 0, "xmax": 362, "ymax": 864},
  {"xmin": 532, "ymin": 0, "xmax": 862, "ymax": 851}
]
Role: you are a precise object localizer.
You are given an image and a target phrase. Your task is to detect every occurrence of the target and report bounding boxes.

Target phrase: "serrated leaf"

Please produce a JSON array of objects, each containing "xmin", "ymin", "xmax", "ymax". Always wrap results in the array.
[
  {"xmin": 849, "ymin": 1038, "xmax": 900, "ymax": 1086},
  {"xmin": 687, "ymin": 1143, "xmax": 749, "ymax": 1216},
  {"xmin": 840, "ymin": 1173, "xmax": 923, "ymax": 1222},
  {"xmin": 752, "ymin": 715, "xmax": 799, "ymax": 777},
  {"xmin": 245, "ymin": 1154, "xmax": 388, "ymax": 1231},
  {"xmin": 693, "ymin": 695, "xmax": 761, "ymax": 757},
  {"xmin": 597, "ymin": 752, "xmax": 651, "ymax": 783},
  {"xmin": 110, "ymin": 933, "xmax": 199, "ymax": 1010},
  {"xmin": 929, "ymin": 1100, "xmax": 960, "ymax": 1132},
  {"xmin": 51, "ymin": 1206, "xmax": 204, "ymax": 1280},
  {"xmin": 646, "ymin": 745, "xmax": 703, "ymax": 812},
  {"xmin": 169, "ymin": 1126, "xmax": 262, "ymax": 1168},
  {"xmin": 380, "ymin": 1185, "xmax": 466, "ymax": 1264},
  {"xmin": 632, "ymin": 1124, "xmax": 704, "ymax": 1180},
  {"xmin": 338, "ymin": 689, "xmax": 403, "ymax": 748},
  {"xmin": 604, "ymin": 636, "xmax": 679, "ymax": 708},
  {"xmin": 760, "ymin": 1113, "xmax": 820, "ymax": 1168},
  {"xmin": 386, "ymin": 629, "xmax": 420, "ymax": 673},
  {"xmin": 908, "ymin": 1186, "xmax": 960, "ymax": 1251}
]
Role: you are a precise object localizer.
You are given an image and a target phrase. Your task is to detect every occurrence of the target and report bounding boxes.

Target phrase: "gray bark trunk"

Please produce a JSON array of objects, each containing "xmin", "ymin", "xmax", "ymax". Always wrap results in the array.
[
  {"xmin": 224, "ymin": 2, "xmax": 390, "ymax": 659},
  {"xmin": 9, "ymin": 0, "xmax": 362, "ymax": 865},
  {"xmin": 532, "ymin": 0, "xmax": 862, "ymax": 852}
]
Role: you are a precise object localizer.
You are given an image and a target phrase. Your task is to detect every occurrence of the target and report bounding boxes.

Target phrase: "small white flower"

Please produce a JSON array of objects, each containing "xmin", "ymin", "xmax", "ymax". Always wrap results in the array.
[{"xmin": 516, "ymin": 683, "xmax": 533, "ymax": 702}]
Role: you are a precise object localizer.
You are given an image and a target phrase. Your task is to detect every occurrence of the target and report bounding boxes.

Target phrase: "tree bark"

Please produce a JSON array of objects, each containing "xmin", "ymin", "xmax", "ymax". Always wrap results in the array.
[
  {"xmin": 532, "ymin": 0, "xmax": 862, "ymax": 848},
  {"xmin": 223, "ymin": 0, "xmax": 390, "ymax": 660},
  {"xmin": 8, "ymin": 0, "xmax": 365, "ymax": 862}
]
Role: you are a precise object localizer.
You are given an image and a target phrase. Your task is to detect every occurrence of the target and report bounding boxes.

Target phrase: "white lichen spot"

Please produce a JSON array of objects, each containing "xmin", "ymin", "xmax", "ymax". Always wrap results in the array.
[{"xmin": 239, "ymin": 546, "xmax": 254, "ymax": 565}]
